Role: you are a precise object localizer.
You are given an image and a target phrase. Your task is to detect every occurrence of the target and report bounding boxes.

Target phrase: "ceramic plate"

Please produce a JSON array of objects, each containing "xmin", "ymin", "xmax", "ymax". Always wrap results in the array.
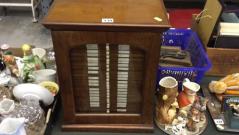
[{"xmin": 13, "ymin": 83, "xmax": 54, "ymax": 106}]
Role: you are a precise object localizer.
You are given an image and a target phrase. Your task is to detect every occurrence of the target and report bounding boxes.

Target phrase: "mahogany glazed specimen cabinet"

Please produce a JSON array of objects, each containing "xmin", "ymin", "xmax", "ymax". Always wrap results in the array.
[{"xmin": 43, "ymin": 0, "xmax": 170, "ymax": 132}]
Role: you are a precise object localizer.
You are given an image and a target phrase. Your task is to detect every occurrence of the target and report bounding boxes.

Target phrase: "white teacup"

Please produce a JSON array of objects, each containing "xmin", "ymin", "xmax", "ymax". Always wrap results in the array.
[{"xmin": 31, "ymin": 69, "xmax": 56, "ymax": 83}]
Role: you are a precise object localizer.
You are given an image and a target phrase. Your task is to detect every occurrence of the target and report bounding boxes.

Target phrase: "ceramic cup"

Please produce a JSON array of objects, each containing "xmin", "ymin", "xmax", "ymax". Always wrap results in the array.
[{"xmin": 31, "ymin": 69, "xmax": 56, "ymax": 83}]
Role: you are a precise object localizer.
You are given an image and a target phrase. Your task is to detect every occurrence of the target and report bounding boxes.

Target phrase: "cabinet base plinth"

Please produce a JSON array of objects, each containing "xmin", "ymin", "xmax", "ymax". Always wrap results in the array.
[{"xmin": 62, "ymin": 124, "xmax": 154, "ymax": 133}]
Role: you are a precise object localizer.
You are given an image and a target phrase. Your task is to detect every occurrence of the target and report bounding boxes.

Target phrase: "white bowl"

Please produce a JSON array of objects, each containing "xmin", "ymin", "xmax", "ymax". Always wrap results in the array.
[
  {"xmin": 32, "ymin": 69, "xmax": 56, "ymax": 83},
  {"xmin": 13, "ymin": 83, "xmax": 54, "ymax": 106}
]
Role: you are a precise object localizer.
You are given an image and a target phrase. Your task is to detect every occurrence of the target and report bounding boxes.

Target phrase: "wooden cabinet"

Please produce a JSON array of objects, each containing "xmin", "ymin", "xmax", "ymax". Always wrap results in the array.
[{"xmin": 43, "ymin": 0, "xmax": 170, "ymax": 132}]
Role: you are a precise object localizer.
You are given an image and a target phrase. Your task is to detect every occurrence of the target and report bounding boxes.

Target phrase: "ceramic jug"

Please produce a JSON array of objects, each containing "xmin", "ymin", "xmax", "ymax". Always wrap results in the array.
[
  {"xmin": 0, "ymin": 117, "xmax": 26, "ymax": 135},
  {"xmin": 182, "ymin": 78, "xmax": 200, "ymax": 96},
  {"xmin": 177, "ymin": 78, "xmax": 200, "ymax": 111},
  {"xmin": 156, "ymin": 76, "xmax": 179, "ymax": 124}
]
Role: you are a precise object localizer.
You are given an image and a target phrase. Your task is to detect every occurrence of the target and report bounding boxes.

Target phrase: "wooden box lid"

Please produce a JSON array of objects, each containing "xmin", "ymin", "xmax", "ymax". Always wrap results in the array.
[
  {"xmin": 191, "ymin": 0, "xmax": 223, "ymax": 48},
  {"xmin": 43, "ymin": 0, "xmax": 170, "ymax": 31}
]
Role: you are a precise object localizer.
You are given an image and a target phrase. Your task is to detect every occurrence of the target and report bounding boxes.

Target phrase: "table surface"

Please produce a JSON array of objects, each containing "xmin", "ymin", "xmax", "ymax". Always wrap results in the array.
[
  {"xmin": 43, "ymin": 0, "xmax": 170, "ymax": 29},
  {"xmin": 48, "ymin": 76, "xmax": 239, "ymax": 135}
]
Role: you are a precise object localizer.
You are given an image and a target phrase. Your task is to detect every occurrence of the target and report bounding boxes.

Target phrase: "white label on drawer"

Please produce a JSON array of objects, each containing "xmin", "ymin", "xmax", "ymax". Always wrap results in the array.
[
  {"xmin": 214, "ymin": 119, "xmax": 224, "ymax": 125},
  {"xmin": 102, "ymin": 18, "xmax": 114, "ymax": 23}
]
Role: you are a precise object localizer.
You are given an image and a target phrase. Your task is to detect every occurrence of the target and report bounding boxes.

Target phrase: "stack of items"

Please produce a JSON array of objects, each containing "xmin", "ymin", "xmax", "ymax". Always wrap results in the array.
[
  {"xmin": 191, "ymin": 0, "xmax": 239, "ymax": 76},
  {"xmin": 215, "ymin": 22, "xmax": 239, "ymax": 49},
  {"xmin": 208, "ymin": 73, "xmax": 239, "ymax": 130},
  {"xmin": 160, "ymin": 46, "xmax": 192, "ymax": 67},
  {"xmin": 209, "ymin": 73, "xmax": 239, "ymax": 100},
  {"xmin": 155, "ymin": 76, "xmax": 208, "ymax": 135},
  {"xmin": 158, "ymin": 29, "xmax": 212, "ymax": 85},
  {"xmin": 0, "ymin": 44, "xmax": 59, "ymax": 135}
]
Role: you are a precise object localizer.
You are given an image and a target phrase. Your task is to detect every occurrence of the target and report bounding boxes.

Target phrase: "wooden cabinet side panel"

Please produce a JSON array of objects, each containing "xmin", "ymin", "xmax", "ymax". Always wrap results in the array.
[
  {"xmin": 141, "ymin": 33, "xmax": 162, "ymax": 124},
  {"xmin": 51, "ymin": 31, "xmax": 76, "ymax": 123}
]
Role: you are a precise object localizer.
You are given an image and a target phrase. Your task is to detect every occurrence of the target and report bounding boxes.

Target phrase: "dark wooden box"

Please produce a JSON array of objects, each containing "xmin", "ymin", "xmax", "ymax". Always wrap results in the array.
[
  {"xmin": 192, "ymin": 0, "xmax": 239, "ymax": 76},
  {"xmin": 43, "ymin": 0, "xmax": 170, "ymax": 132}
]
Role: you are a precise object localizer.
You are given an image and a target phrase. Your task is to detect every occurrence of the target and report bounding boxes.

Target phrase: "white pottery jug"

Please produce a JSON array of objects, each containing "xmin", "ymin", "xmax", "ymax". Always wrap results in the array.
[
  {"xmin": 0, "ymin": 117, "xmax": 26, "ymax": 135},
  {"xmin": 182, "ymin": 78, "xmax": 200, "ymax": 95}
]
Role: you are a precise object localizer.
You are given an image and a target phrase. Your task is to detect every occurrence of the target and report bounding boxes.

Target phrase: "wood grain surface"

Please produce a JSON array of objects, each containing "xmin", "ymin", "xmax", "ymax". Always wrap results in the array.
[
  {"xmin": 43, "ymin": 0, "xmax": 170, "ymax": 31},
  {"xmin": 44, "ymin": 0, "xmax": 169, "ymax": 132},
  {"xmin": 206, "ymin": 48, "xmax": 239, "ymax": 76}
]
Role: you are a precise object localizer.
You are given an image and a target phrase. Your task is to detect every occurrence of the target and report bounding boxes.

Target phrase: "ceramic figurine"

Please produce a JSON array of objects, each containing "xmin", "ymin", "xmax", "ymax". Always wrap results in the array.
[
  {"xmin": 177, "ymin": 78, "xmax": 200, "ymax": 114},
  {"xmin": 186, "ymin": 96, "xmax": 208, "ymax": 132},
  {"xmin": 156, "ymin": 76, "xmax": 179, "ymax": 124},
  {"xmin": 2, "ymin": 55, "xmax": 20, "ymax": 77},
  {"xmin": 0, "ymin": 59, "xmax": 11, "ymax": 86},
  {"xmin": 195, "ymin": 96, "xmax": 208, "ymax": 121},
  {"xmin": 170, "ymin": 116, "xmax": 187, "ymax": 135},
  {"xmin": 21, "ymin": 44, "xmax": 45, "ymax": 82},
  {"xmin": 0, "ymin": 44, "xmax": 10, "ymax": 57},
  {"xmin": 22, "ymin": 44, "xmax": 31, "ymax": 56},
  {"xmin": 186, "ymin": 115, "xmax": 197, "ymax": 132},
  {"xmin": 0, "ymin": 44, "xmax": 20, "ymax": 77},
  {"xmin": 156, "ymin": 78, "xmax": 208, "ymax": 135}
]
